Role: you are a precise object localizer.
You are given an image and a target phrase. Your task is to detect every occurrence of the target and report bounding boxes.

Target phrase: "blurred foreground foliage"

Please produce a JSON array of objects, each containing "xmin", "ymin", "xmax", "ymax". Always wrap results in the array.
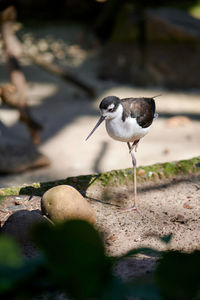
[{"xmin": 0, "ymin": 220, "xmax": 200, "ymax": 299}]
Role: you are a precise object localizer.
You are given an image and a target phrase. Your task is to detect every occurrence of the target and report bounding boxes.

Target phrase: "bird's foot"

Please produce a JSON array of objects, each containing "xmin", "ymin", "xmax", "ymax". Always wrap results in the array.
[{"xmin": 120, "ymin": 205, "xmax": 139, "ymax": 213}]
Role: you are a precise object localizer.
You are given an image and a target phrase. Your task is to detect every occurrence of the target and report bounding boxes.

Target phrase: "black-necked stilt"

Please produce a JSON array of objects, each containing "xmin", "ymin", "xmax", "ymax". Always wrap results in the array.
[{"xmin": 86, "ymin": 95, "xmax": 158, "ymax": 211}]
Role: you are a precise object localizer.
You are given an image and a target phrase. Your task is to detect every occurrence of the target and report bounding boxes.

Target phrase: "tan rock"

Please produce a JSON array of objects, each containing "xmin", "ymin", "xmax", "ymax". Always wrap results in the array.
[
  {"xmin": 41, "ymin": 185, "xmax": 96, "ymax": 224},
  {"xmin": 137, "ymin": 168, "xmax": 146, "ymax": 177}
]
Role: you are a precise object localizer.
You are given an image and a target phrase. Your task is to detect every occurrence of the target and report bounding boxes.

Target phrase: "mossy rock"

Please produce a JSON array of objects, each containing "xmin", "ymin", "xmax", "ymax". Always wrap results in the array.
[{"xmin": 0, "ymin": 156, "xmax": 199, "ymax": 199}]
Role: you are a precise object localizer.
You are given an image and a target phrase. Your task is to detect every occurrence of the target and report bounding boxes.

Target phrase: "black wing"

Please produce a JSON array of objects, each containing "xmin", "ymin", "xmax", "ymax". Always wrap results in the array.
[{"xmin": 121, "ymin": 97, "xmax": 156, "ymax": 128}]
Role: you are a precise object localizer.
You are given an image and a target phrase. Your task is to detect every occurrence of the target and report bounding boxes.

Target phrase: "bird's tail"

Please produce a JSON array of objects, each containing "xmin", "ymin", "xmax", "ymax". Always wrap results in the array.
[{"xmin": 152, "ymin": 94, "xmax": 162, "ymax": 99}]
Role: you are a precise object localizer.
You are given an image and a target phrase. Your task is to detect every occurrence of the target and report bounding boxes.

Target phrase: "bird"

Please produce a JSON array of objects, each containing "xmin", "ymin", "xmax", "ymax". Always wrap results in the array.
[{"xmin": 86, "ymin": 95, "xmax": 158, "ymax": 211}]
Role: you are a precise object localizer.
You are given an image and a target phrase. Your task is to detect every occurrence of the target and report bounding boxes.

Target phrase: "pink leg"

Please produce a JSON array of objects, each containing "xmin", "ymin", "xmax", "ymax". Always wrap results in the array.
[
  {"xmin": 129, "ymin": 142, "xmax": 137, "ymax": 209},
  {"xmin": 129, "ymin": 139, "xmax": 139, "ymax": 153},
  {"xmin": 120, "ymin": 142, "xmax": 140, "ymax": 212}
]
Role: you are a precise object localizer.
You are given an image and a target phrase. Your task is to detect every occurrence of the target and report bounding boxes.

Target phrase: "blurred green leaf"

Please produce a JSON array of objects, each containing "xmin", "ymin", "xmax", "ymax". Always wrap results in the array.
[
  {"xmin": 100, "ymin": 274, "xmax": 162, "ymax": 300},
  {"xmin": 0, "ymin": 235, "xmax": 23, "ymax": 293},
  {"xmin": 0, "ymin": 235, "xmax": 47, "ymax": 297},
  {"xmin": 0, "ymin": 266, "xmax": 21, "ymax": 294},
  {"xmin": 155, "ymin": 250, "xmax": 200, "ymax": 300},
  {"xmin": 127, "ymin": 282, "xmax": 162, "ymax": 300},
  {"xmin": 0, "ymin": 235, "xmax": 23, "ymax": 267},
  {"xmin": 32, "ymin": 219, "xmax": 113, "ymax": 300},
  {"xmin": 100, "ymin": 276, "xmax": 131, "ymax": 300},
  {"xmin": 3, "ymin": 219, "xmax": 200, "ymax": 300}
]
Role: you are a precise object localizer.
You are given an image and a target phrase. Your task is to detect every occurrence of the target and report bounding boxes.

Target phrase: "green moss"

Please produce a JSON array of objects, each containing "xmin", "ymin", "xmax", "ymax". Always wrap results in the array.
[
  {"xmin": 1, "ymin": 187, "xmax": 21, "ymax": 196},
  {"xmin": 0, "ymin": 156, "xmax": 199, "ymax": 198},
  {"xmin": 139, "ymin": 157, "xmax": 200, "ymax": 180},
  {"xmin": 189, "ymin": 3, "xmax": 200, "ymax": 18},
  {"xmin": 97, "ymin": 168, "xmax": 133, "ymax": 186},
  {"xmin": 0, "ymin": 195, "xmax": 5, "ymax": 204}
]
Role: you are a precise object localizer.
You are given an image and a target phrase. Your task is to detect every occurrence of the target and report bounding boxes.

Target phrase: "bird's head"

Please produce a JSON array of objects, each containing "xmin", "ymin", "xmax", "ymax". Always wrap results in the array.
[
  {"xmin": 86, "ymin": 96, "xmax": 121, "ymax": 140},
  {"xmin": 99, "ymin": 96, "xmax": 121, "ymax": 120}
]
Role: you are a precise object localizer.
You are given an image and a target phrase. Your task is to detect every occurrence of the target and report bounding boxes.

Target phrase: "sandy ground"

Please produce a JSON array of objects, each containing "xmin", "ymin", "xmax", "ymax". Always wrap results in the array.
[{"xmin": 1, "ymin": 173, "xmax": 200, "ymax": 286}]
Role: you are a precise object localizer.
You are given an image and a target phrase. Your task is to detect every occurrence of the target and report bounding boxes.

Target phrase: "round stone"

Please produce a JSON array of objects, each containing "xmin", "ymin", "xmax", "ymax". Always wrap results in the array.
[
  {"xmin": 41, "ymin": 185, "xmax": 96, "ymax": 224},
  {"xmin": 1, "ymin": 210, "xmax": 47, "ymax": 257}
]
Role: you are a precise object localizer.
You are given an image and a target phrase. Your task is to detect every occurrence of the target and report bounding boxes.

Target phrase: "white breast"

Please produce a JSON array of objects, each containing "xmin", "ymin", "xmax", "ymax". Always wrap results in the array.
[{"xmin": 105, "ymin": 115, "xmax": 150, "ymax": 142}]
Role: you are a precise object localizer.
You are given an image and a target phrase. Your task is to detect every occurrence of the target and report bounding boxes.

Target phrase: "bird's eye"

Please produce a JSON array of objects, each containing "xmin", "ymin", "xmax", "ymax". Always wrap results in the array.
[{"xmin": 108, "ymin": 108, "xmax": 113, "ymax": 112}]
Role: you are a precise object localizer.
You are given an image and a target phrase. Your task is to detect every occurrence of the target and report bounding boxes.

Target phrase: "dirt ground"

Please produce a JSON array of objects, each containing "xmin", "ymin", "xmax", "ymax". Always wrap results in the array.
[
  {"xmin": 0, "ymin": 173, "xmax": 200, "ymax": 284},
  {"xmin": 0, "ymin": 24, "xmax": 200, "ymax": 288}
]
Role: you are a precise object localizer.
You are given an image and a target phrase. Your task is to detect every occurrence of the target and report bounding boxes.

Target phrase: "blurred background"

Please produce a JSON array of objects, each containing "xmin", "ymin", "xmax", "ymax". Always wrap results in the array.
[{"xmin": 0, "ymin": 0, "xmax": 200, "ymax": 187}]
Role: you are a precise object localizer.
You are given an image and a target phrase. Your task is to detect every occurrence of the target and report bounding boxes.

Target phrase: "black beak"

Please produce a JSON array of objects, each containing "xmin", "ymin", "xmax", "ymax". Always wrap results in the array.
[{"xmin": 86, "ymin": 115, "xmax": 105, "ymax": 141}]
